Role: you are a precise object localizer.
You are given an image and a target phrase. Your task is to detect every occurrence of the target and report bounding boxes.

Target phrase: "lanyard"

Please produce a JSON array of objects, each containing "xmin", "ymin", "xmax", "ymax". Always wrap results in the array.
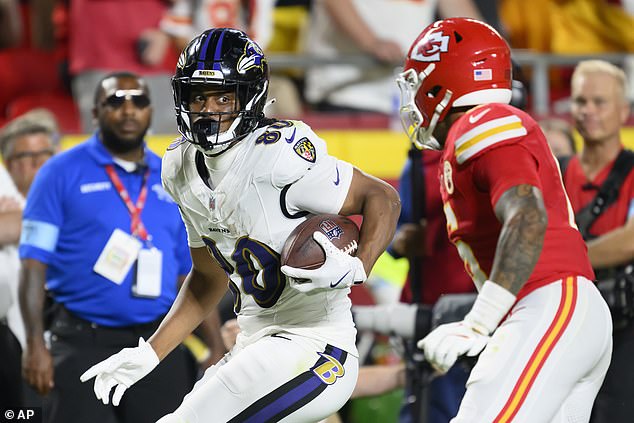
[{"xmin": 105, "ymin": 164, "xmax": 150, "ymax": 241}]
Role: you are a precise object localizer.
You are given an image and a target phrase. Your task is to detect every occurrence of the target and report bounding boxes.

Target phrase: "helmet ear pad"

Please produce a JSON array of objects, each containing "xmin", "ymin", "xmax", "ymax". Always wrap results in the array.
[{"xmin": 171, "ymin": 28, "xmax": 269, "ymax": 154}]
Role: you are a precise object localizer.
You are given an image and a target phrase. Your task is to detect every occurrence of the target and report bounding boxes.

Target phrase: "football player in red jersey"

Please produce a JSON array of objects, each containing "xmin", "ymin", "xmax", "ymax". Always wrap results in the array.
[{"xmin": 396, "ymin": 18, "xmax": 612, "ymax": 422}]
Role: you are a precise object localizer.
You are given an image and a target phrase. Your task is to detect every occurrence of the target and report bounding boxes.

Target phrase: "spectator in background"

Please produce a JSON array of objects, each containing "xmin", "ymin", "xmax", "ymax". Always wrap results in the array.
[
  {"xmin": 539, "ymin": 117, "xmax": 576, "ymax": 158},
  {"xmin": 18, "ymin": 72, "xmax": 200, "ymax": 423},
  {"xmin": 304, "ymin": 0, "xmax": 483, "ymax": 114},
  {"xmin": 32, "ymin": 0, "xmax": 180, "ymax": 134},
  {"xmin": 0, "ymin": 109, "xmax": 61, "ymax": 199},
  {"xmin": 561, "ymin": 60, "xmax": 633, "ymax": 423},
  {"xmin": 0, "ymin": 163, "xmax": 24, "ymax": 412},
  {"xmin": 0, "ymin": 108, "xmax": 60, "ymax": 350},
  {"xmin": 0, "ymin": 110, "xmax": 60, "ymax": 412}
]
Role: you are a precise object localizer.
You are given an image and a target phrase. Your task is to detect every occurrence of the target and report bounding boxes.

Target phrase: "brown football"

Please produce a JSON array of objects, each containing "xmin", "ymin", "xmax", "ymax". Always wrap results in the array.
[{"xmin": 280, "ymin": 214, "xmax": 360, "ymax": 270}]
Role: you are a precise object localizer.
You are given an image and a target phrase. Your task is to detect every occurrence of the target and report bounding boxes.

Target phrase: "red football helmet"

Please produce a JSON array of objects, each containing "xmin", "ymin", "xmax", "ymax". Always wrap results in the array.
[{"xmin": 396, "ymin": 18, "xmax": 512, "ymax": 149}]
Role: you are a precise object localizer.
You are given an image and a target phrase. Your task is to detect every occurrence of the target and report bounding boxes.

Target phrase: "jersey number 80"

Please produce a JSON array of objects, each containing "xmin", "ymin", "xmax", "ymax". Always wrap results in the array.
[{"xmin": 203, "ymin": 236, "xmax": 286, "ymax": 313}]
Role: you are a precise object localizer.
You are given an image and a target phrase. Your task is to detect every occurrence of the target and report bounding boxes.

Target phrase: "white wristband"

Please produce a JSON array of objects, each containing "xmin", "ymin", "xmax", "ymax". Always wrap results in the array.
[{"xmin": 464, "ymin": 280, "xmax": 516, "ymax": 335}]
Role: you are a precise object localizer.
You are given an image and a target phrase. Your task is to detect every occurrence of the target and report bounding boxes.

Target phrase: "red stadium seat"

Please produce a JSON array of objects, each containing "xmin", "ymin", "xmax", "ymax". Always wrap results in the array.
[
  {"xmin": 0, "ymin": 49, "xmax": 64, "ymax": 113},
  {"xmin": 6, "ymin": 92, "xmax": 81, "ymax": 134}
]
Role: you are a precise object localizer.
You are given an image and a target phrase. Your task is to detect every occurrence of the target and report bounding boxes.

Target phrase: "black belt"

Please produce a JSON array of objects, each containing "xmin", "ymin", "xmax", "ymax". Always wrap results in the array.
[{"xmin": 53, "ymin": 305, "xmax": 163, "ymax": 334}]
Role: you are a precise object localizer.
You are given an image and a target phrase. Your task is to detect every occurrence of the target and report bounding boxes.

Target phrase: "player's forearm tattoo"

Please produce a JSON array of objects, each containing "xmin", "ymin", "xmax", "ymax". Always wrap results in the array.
[{"xmin": 490, "ymin": 184, "xmax": 548, "ymax": 295}]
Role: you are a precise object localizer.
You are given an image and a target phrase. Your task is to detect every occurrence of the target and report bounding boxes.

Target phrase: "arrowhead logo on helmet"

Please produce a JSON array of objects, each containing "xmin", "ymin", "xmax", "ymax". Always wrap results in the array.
[
  {"xmin": 397, "ymin": 18, "xmax": 513, "ymax": 150},
  {"xmin": 411, "ymin": 32, "xmax": 450, "ymax": 62}
]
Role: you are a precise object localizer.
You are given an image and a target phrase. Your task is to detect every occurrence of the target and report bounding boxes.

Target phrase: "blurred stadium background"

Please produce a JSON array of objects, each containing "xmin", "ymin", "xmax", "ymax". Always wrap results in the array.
[
  {"xmin": 2, "ymin": 0, "xmax": 632, "ymax": 187},
  {"xmin": 2, "ymin": 0, "xmax": 634, "ymax": 421}
]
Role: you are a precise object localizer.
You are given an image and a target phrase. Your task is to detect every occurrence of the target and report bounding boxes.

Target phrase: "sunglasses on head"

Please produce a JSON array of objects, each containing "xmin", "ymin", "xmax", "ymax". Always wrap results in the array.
[{"xmin": 102, "ymin": 89, "xmax": 151, "ymax": 109}]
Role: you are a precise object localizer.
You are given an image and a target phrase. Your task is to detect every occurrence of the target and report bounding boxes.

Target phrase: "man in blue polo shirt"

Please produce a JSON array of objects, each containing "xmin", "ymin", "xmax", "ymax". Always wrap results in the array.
[{"xmin": 18, "ymin": 72, "xmax": 199, "ymax": 423}]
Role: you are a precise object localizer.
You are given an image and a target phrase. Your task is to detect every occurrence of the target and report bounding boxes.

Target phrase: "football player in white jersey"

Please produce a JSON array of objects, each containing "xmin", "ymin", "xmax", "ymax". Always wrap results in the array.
[{"xmin": 79, "ymin": 28, "xmax": 401, "ymax": 422}]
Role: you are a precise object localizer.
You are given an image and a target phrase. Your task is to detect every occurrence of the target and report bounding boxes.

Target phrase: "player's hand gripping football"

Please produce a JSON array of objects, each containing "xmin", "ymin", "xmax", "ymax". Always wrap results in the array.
[
  {"xmin": 418, "ymin": 281, "xmax": 517, "ymax": 374},
  {"xmin": 79, "ymin": 337, "xmax": 159, "ymax": 405},
  {"xmin": 281, "ymin": 231, "xmax": 367, "ymax": 293}
]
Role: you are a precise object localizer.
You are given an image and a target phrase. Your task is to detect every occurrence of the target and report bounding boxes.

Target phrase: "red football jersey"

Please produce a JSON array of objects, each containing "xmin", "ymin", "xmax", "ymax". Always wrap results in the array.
[
  {"xmin": 439, "ymin": 103, "xmax": 594, "ymax": 300},
  {"xmin": 563, "ymin": 152, "xmax": 634, "ymax": 237}
]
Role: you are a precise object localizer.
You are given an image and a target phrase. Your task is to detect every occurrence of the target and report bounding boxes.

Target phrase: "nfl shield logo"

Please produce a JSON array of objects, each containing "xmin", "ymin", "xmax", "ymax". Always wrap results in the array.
[{"xmin": 319, "ymin": 220, "xmax": 343, "ymax": 240}]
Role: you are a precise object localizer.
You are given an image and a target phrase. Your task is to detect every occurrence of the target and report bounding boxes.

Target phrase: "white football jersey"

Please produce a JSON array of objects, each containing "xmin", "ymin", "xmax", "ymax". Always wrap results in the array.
[{"xmin": 162, "ymin": 119, "xmax": 358, "ymax": 354}]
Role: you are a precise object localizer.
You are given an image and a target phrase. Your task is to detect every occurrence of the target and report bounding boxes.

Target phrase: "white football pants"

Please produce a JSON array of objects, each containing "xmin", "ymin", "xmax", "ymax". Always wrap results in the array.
[
  {"xmin": 156, "ymin": 333, "xmax": 358, "ymax": 422},
  {"xmin": 452, "ymin": 276, "xmax": 612, "ymax": 423}
]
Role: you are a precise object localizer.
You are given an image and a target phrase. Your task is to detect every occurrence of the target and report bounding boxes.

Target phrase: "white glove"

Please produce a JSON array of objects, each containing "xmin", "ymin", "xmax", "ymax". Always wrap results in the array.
[
  {"xmin": 79, "ymin": 337, "xmax": 159, "ymax": 406},
  {"xmin": 417, "ymin": 280, "xmax": 516, "ymax": 374},
  {"xmin": 281, "ymin": 231, "xmax": 367, "ymax": 293},
  {"xmin": 417, "ymin": 321, "xmax": 490, "ymax": 373}
]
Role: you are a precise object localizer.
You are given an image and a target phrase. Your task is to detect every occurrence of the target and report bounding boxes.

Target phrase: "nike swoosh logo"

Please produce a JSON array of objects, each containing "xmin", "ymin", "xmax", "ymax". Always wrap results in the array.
[
  {"xmin": 468, "ymin": 108, "xmax": 491, "ymax": 124},
  {"xmin": 330, "ymin": 271, "xmax": 350, "ymax": 288},
  {"xmin": 333, "ymin": 165, "xmax": 340, "ymax": 186},
  {"xmin": 285, "ymin": 128, "xmax": 297, "ymax": 143}
]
